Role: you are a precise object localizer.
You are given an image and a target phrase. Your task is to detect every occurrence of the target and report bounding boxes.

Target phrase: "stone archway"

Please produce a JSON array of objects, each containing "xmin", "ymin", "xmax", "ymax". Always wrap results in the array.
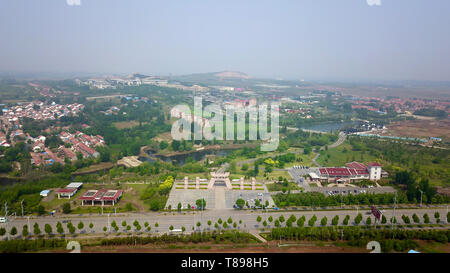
[{"xmin": 208, "ymin": 172, "xmax": 232, "ymax": 190}]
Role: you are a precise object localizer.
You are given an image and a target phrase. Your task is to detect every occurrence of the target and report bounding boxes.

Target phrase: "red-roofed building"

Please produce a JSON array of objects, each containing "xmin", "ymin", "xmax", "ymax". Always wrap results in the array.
[
  {"xmin": 315, "ymin": 161, "xmax": 384, "ymax": 183},
  {"xmin": 56, "ymin": 188, "xmax": 77, "ymax": 199},
  {"xmin": 325, "ymin": 168, "xmax": 351, "ymax": 177},
  {"xmin": 80, "ymin": 189, "xmax": 123, "ymax": 206},
  {"xmin": 346, "ymin": 162, "xmax": 367, "ymax": 170}
]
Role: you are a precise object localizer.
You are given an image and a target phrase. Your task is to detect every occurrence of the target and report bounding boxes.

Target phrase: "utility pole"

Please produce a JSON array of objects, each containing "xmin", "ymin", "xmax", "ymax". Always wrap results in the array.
[
  {"xmin": 447, "ymin": 205, "xmax": 448, "ymax": 224},
  {"xmin": 21, "ymin": 199, "xmax": 24, "ymax": 218},
  {"xmin": 419, "ymin": 190, "xmax": 423, "ymax": 208},
  {"xmin": 4, "ymin": 202, "xmax": 10, "ymax": 241},
  {"xmin": 391, "ymin": 192, "xmax": 397, "ymax": 237}
]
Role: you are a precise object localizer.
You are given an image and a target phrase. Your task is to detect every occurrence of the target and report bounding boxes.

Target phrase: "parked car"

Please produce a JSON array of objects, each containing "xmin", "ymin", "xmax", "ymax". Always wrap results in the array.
[{"xmin": 0, "ymin": 217, "xmax": 6, "ymax": 223}]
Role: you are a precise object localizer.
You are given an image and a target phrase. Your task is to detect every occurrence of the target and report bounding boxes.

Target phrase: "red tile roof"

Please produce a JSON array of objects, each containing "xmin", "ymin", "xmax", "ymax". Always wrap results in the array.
[
  {"xmin": 325, "ymin": 168, "xmax": 351, "ymax": 177},
  {"xmin": 56, "ymin": 188, "xmax": 77, "ymax": 193},
  {"xmin": 346, "ymin": 162, "xmax": 367, "ymax": 170}
]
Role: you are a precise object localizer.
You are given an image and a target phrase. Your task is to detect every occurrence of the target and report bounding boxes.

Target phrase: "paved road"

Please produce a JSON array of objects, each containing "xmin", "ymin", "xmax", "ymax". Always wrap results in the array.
[
  {"xmin": 217, "ymin": 163, "xmax": 229, "ymax": 173},
  {"xmin": 311, "ymin": 132, "xmax": 347, "ymax": 167},
  {"xmin": 1, "ymin": 208, "xmax": 448, "ymax": 239},
  {"xmin": 328, "ymin": 132, "xmax": 347, "ymax": 148},
  {"xmin": 312, "ymin": 152, "xmax": 321, "ymax": 167}
]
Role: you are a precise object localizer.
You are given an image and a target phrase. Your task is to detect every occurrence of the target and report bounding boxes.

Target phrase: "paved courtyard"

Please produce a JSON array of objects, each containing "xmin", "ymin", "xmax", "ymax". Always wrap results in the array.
[{"xmin": 165, "ymin": 185, "xmax": 275, "ymax": 210}]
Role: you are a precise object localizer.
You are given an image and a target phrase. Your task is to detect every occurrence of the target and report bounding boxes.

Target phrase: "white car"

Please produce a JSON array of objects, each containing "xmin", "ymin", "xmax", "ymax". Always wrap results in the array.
[{"xmin": 0, "ymin": 217, "xmax": 6, "ymax": 223}]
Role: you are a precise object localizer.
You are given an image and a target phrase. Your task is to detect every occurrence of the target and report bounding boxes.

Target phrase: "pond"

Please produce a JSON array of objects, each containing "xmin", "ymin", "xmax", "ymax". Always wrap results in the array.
[
  {"xmin": 139, "ymin": 148, "xmax": 233, "ymax": 166},
  {"xmin": 300, "ymin": 121, "xmax": 358, "ymax": 133}
]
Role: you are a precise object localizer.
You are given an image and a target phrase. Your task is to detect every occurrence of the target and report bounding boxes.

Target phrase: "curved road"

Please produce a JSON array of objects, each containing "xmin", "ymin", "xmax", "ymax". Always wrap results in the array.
[{"xmin": 312, "ymin": 132, "xmax": 346, "ymax": 167}]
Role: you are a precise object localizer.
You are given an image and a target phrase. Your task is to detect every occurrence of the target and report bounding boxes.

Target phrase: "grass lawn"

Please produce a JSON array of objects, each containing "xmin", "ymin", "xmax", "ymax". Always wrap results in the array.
[
  {"xmin": 317, "ymin": 142, "xmax": 378, "ymax": 167},
  {"xmin": 266, "ymin": 182, "xmax": 301, "ymax": 192},
  {"xmin": 41, "ymin": 183, "xmax": 156, "ymax": 214},
  {"xmin": 264, "ymin": 170, "xmax": 291, "ymax": 181},
  {"xmin": 283, "ymin": 152, "xmax": 316, "ymax": 168}
]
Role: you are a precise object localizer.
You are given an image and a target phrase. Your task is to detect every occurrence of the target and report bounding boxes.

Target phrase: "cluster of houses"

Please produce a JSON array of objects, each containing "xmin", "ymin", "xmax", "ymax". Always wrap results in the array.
[
  {"xmin": 0, "ymin": 131, "xmax": 10, "ymax": 147},
  {"xmin": 77, "ymin": 74, "xmax": 169, "ymax": 90},
  {"xmin": 101, "ymin": 106, "xmax": 121, "ymax": 116},
  {"xmin": 29, "ymin": 131, "xmax": 105, "ymax": 166},
  {"xmin": 0, "ymin": 102, "xmax": 85, "ymax": 147},
  {"xmin": 348, "ymin": 96, "xmax": 450, "ymax": 115},
  {"xmin": 2, "ymin": 101, "xmax": 84, "ymax": 124},
  {"xmin": 77, "ymin": 74, "xmax": 211, "ymax": 93},
  {"xmin": 170, "ymin": 107, "xmax": 211, "ymax": 129}
]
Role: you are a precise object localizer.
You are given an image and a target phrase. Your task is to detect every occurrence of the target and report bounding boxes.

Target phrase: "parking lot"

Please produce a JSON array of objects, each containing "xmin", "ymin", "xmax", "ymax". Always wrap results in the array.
[
  {"xmin": 288, "ymin": 166, "xmax": 319, "ymax": 192},
  {"xmin": 311, "ymin": 186, "xmax": 396, "ymax": 195},
  {"xmin": 225, "ymin": 190, "xmax": 276, "ymax": 209}
]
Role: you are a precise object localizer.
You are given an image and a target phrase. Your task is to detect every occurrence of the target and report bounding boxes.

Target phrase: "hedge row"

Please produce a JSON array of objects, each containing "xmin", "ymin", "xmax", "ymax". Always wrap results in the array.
[
  {"xmin": 268, "ymin": 226, "xmax": 449, "ymax": 243},
  {"xmin": 100, "ymin": 231, "xmax": 258, "ymax": 246}
]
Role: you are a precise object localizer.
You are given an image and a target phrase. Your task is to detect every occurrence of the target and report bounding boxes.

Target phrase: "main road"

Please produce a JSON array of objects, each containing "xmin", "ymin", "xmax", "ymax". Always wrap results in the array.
[{"xmin": 1, "ymin": 207, "xmax": 448, "ymax": 237}]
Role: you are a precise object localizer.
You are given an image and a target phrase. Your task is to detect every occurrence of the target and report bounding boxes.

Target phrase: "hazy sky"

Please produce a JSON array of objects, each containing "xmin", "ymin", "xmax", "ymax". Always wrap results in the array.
[{"xmin": 1, "ymin": 0, "xmax": 450, "ymax": 81}]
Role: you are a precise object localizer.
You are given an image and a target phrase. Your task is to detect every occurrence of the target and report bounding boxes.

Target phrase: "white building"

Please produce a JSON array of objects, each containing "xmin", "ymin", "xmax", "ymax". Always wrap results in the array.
[{"xmin": 368, "ymin": 163, "xmax": 382, "ymax": 181}]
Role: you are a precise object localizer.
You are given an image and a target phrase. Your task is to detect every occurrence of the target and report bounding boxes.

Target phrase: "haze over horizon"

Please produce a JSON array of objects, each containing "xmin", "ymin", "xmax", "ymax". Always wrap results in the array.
[{"xmin": 1, "ymin": 0, "xmax": 450, "ymax": 82}]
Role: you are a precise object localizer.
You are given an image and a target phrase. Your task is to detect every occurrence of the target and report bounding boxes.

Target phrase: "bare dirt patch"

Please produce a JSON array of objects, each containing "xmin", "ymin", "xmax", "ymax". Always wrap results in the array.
[
  {"xmin": 386, "ymin": 119, "xmax": 450, "ymax": 139},
  {"xmin": 77, "ymin": 241, "xmax": 366, "ymax": 253},
  {"xmin": 114, "ymin": 121, "xmax": 148, "ymax": 129}
]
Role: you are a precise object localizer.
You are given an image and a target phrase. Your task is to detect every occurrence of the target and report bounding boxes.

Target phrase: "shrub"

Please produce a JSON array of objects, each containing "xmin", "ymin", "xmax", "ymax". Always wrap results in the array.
[
  {"xmin": 332, "ymin": 215, "xmax": 339, "ymax": 226},
  {"xmin": 62, "ymin": 203, "xmax": 71, "ymax": 214}
]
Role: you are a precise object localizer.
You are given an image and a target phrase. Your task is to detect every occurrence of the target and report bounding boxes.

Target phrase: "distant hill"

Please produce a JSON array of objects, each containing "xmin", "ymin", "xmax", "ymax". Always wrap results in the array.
[
  {"xmin": 127, "ymin": 73, "xmax": 150, "ymax": 79},
  {"xmin": 172, "ymin": 71, "xmax": 253, "ymax": 85},
  {"xmin": 213, "ymin": 71, "xmax": 251, "ymax": 79}
]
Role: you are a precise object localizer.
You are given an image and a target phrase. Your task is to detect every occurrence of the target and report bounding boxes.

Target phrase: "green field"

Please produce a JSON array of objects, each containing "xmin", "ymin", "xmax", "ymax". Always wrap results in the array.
[
  {"xmin": 317, "ymin": 142, "xmax": 378, "ymax": 167},
  {"xmin": 266, "ymin": 182, "xmax": 301, "ymax": 192}
]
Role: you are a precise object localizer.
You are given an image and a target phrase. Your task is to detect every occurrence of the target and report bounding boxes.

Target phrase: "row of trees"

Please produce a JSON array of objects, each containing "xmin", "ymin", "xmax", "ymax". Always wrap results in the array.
[
  {"xmin": 273, "ymin": 191, "xmax": 449, "ymax": 208},
  {"xmin": 268, "ymin": 226, "xmax": 449, "ymax": 250},
  {"xmin": 253, "ymin": 212, "xmax": 448, "ymax": 229},
  {"xmin": 0, "ymin": 220, "xmax": 97, "ymax": 238}
]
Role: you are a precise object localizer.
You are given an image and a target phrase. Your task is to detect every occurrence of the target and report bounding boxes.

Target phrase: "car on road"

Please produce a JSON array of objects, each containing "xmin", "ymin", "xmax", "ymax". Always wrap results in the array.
[{"xmin": 0, "ymin": 217, "xmax": 6, "ymax": 223}]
